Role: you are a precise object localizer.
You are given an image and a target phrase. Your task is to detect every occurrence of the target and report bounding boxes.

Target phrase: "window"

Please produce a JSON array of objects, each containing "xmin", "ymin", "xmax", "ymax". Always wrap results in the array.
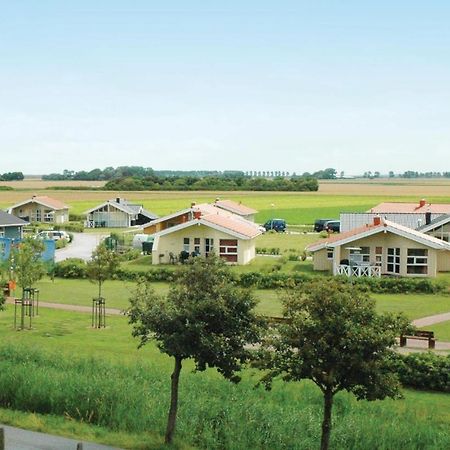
[
  {"xmin": 326, "ymin": 247, "xmax": 333, "ymax": 260},
  {"xmin": 375, "ymin": 247, "xmax": 383, "ymax": 267},
  {"xmin": 205, "ymin": 238, "xmax": 214, "ymax": 256},
  {"xmin": 407, "ymin": 249, "xmax": 428, "ymax": 275},
  {"xmin": 219, "ymin": 239, "xmax": 238, "ymax": 262},
  {"xmin": 183, "ymin": 238, "xmax": 190, "ymax": 252},
  {"xmin": 387, "ymin": 248, "xmax": 400, "ymax": 274},
  {"xmin": 194, "ymin": 238, "xmax": 201, "ymax": 253},
  {"xmin": 349, "ymin": 247, "xmax": 370, "ymax": 265}
]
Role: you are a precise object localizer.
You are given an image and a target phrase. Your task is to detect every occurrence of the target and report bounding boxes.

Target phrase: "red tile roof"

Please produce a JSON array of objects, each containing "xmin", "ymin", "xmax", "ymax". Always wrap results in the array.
[
  {"xmin": 32, "ymin": 196, "xmax": 69, "ymax": 210},
  {"xmin": 214, "ymin": 200, "xmax": 257, "ymax": 216},
  {"xmin": 201, "ymin": 213, "xmax": 262, "ymax": 239},
  {"xmin": 369, "ymin": 201, "xmax": 450, "ymax": 214}
]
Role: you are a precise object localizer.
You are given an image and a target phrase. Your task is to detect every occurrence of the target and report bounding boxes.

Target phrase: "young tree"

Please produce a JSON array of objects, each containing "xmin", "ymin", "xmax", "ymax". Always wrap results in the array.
[
  {"xmin": 10, "ymin": 237, "xmax": 46, "ymax": 297},
  {"xmin": 258, "ymin": 279, "xmax": 410, "ymax": 450},
  {"xmin": 127, "ymin": 256, "xmax": 263, "ymax": 444},
  {"xmin": 86, "ymin": 243, "xmax": 120, "ymax": 298}
]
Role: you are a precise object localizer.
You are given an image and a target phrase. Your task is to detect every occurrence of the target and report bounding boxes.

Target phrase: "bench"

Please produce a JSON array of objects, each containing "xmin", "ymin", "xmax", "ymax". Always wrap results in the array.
[{"xmin": 400, "ymin": 330, "xmax": 435, "ymax": 349}]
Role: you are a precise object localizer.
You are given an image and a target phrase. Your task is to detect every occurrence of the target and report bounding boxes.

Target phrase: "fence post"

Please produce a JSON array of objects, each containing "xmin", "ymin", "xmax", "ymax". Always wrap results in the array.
[
  {"xmin": 0, "ymin": 427, "xmax": 5, "ymax": 450},
  {"xmin": 76, "ymin": 443, "xmax": 83, "ymax": 450}
]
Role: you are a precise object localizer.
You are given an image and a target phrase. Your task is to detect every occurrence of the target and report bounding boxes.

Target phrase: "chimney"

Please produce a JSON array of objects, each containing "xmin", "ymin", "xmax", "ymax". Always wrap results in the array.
[
  {"xmin": 193, "ymin": 211, "xmax": 201, "ymax": 220},
  {"xmin": 419, "ymin": 199, "xmax": 426, "ymax": 208},
  {"xmin": 116, "ymin": 197, "xmax": 121, "ymax": 204},
  {"xmin": 191, "ymin": 201, "xmax": 196, "ymax": 208},
  {"xmin": 373, "ymin": 215, "xmax": 382, "ymax": 226},
  {"xmin": 425, "ymin": 212, "xmax": 432, "ymax": 225},
  {"xmin": 215, "ymin": 197, "xmax": 220, "ymax": 203}
]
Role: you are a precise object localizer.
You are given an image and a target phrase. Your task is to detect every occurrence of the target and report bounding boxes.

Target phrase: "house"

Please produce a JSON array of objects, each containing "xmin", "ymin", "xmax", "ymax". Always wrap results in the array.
[
  {"xmin": 146, "ymin": 203, "xmax": 262, "ymax": 265},
  {"xmin": 340, "ymin": 199, "xmax": 450, "ymax": 232},
  {"xmin": 0, "ymin": 210, "xmax": 28, "ymax": 239},
  {"xmin": 8, "ymin": 196, "xmax": 69, "ymax": 224},
  {"xmin": 85, "ymin": 198, "xmax": 158, "ymax": 228},
  {"xmin": 213, "ymin": 199, "xmax": 258, "ymax": 222},
  {"xmin": 306, "ymin": 216, "xmax": 450, "ymax": 278},
  {"xmin": 417, "ymin": 214, "xmax": 450, "ymax": 242}
]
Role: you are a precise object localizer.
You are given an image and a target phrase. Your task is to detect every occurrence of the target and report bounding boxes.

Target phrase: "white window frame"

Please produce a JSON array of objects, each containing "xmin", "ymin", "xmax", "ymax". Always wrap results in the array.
[
  {"xmin": 183, "ymin": 237, "xmax": 190, "ymax": 252},
  {"xmin": 407, "ymin": 249, "xmax": 428, "ymax": 275},
  {"xmin": 387, "ymin": 248, "xmax": 400, "ymax": 274}
]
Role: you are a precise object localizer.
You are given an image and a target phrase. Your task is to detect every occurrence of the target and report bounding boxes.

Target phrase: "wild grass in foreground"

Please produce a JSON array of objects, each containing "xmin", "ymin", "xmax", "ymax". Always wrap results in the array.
[{"xmin": 0, "ymin": 344, "xmax": 448, "ymax": 450}]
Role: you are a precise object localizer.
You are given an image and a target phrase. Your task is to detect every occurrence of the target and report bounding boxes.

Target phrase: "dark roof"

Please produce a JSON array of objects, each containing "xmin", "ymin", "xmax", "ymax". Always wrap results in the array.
[
  {"xmin": 417, "ymin": 214, "xmax": 450, "ymax": 232},
  {"xmin": 0, "ymin": 210, "xmax": 29, "ymax": 227}
]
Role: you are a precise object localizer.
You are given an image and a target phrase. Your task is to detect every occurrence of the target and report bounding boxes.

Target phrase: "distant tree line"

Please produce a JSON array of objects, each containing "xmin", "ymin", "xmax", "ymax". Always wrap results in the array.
[
  {"xmin": 0, "ymin": 171, "xmax": 24, "ymax": 181},
  {"xmin": 104, "ymin": 174, "xmax": 319, "ymax": 191},
  {"xmin": 361, "ymin": 170, "xmax": 450, "ymax": 179}
]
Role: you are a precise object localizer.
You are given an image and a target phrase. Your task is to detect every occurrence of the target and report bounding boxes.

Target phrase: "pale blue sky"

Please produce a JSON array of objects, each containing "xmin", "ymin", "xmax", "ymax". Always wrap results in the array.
[{"xmin": 1, "ymin": 1, "xmax": 449, "ymax": 174}]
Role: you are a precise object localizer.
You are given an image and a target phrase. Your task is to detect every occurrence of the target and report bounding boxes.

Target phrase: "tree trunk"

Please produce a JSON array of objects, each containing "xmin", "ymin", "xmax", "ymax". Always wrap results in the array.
[
  {"xmin": 320, "ymin": 389, "xmax": 334, "ymax": 450},
  {"xmin": 165, "ymin": 356, "xmax": 182, "ymax": 444}
]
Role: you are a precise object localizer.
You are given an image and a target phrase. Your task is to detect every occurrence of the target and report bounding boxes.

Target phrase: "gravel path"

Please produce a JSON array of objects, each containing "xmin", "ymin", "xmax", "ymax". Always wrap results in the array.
[
  {"xmin": 55, "ymin": 233, "xmax": 107, "ymax": 262},
  {"xmin": 0, "ymin": 424, "xmax": 121, "ymax": 450},
  {"xmin": 413, "ymin": 312, "xmax": 450, "ymax": 327}
]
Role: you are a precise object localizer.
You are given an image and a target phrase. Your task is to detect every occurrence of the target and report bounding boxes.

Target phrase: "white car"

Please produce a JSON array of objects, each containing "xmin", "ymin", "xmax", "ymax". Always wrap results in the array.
[{"xmin": 36, "ymin": 230, "xmax": 71, "ymax": 242}]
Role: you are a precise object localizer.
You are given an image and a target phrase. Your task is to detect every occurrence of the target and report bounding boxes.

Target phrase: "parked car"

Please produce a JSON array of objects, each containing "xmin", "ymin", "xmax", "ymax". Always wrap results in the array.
[
  {"xmin": 36, "ymin": 230, "xmax": 71, "ymax": 242},
  {"xmin": 324, "ymin": 220, "xmax": 340, "ymax": 233},
  {"xmin": 314, "ymin": 218, "xmax": 336, "ymax": 232},
  {"xmin": 263, "ymin": 218, "xmax": 286, "ymax": 232}
]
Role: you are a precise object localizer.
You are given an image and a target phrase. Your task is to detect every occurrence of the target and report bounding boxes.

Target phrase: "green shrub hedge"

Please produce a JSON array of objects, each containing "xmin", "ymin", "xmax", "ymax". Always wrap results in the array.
[{"xmin": 390, "ymin": 352, "xmax": 450, "ymax": 393}]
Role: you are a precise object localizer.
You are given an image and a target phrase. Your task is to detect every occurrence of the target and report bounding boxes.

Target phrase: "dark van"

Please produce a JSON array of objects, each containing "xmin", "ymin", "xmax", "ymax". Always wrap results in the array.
[
  {"xmin": 264, "ymin": 219, "xmax": 286, "ymax": 232},
  {"xmin": 314, "ymin": 219, "xmax": 335, "ymax": 232},
  {"xmin": 324, "ymin": 220, "xmax": 340, "ymax": 233}
]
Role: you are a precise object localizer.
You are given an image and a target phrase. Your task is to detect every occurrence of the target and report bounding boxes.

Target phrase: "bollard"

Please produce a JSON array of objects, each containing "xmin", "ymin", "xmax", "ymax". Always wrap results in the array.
[
  {"xmin": 0, "ymin": 427, "xmax": 5, "ymax": 450},
  {"xmin": 76, "ymin": 443, "xmax": 83, "ymax": 450}
]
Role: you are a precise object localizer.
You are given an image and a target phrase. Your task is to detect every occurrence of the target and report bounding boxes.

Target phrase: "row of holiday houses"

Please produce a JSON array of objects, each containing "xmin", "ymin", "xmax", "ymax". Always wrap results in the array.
[{"xmin": 1, "ymin": 195, "xmax": 450, "ymax": 277}]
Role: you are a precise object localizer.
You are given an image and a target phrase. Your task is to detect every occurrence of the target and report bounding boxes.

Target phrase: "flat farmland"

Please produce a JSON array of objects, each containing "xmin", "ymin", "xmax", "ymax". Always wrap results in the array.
[{"xmin": 1, "ymin": 178, "xmax": 450, "ymax": 225}]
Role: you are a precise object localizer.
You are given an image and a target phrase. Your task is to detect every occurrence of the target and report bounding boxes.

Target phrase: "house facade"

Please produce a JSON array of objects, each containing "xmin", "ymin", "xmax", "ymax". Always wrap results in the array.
[
  {"xmin": 8, "ymin": 196, "xmax": 69, "ymax": 224},
  {"xmin": 147, "ymin": 202, "xmax": 262, "ymax": 265},
  {"xmin": 85, "ymin": 198, "xmax": 158, "ymax": 228},
  {"xmin": 307, "ymin": 218, "xmax": 450, "ymax": 278}
]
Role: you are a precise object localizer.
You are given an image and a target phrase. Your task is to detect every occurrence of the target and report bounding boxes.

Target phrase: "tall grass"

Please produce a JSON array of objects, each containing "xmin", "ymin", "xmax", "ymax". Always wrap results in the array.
[{"xmin": 0, "ymin": 344, "xmax": 448, "ymax": 449}]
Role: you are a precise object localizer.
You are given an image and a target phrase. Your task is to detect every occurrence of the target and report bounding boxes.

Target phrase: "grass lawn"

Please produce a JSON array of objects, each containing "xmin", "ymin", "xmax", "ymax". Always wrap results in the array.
[
  {"xmin": 0, "ymin": 306, "xmax": 448, "ymax": 449},
  {"xmin": 430, "ymin": 320, "xmax": 450, "ymax": 341},
  {"xmin": 256, "ymin": 231, "xmax": 320, "ymax": 252},
  {"xmin": 33, "ymin": 278, "xmax": 450, "ymax": 323}
]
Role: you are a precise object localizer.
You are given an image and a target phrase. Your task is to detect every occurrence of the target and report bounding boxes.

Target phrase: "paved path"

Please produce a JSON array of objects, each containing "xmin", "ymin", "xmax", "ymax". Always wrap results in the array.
[
  {"xmin": 413, "ymin": 312, "xmax": 450, "ymax": 327},
  {"xmin": 0, "ymin": 424, "xmax": 121, "ymax": 450},
  {"xmin": 55, "ymin": 233, "xmax": 107, "ymax": 262}
]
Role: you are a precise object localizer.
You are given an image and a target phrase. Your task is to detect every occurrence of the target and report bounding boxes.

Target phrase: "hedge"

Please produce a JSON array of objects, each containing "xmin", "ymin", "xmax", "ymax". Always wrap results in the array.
[
  {"xmin": 390, "ymin": 352, "xmax": 450, "ymax": 393},
  {"xmin": 52, "ymin": 260, "xmax": 446, "ymax": 294}
]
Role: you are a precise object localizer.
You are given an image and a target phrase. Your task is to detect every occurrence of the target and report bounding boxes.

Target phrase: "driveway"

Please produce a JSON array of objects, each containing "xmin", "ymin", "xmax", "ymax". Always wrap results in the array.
[
  {"xmin": 0, "ymin": 424, "xmax": 121, "ymax": 449},
  {"xmin": 55, "ymin": 233, "xmax": 107, "ymax": 262}
]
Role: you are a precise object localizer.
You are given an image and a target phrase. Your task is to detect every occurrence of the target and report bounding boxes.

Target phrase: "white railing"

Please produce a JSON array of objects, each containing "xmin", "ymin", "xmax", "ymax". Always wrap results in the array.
[{"xmin": 337, "ymin": 265, "xmax": 381, "ymax": 278}]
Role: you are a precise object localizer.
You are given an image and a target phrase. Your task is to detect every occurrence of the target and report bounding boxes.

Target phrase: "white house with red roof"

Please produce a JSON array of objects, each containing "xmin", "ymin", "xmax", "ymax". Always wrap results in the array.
[
  {"xmin": 8, "ymin": 195, "xmax": 69, "ymax": 224},
  {"xmin": 306, "ymin": 216, "xmax": 450, "ymax": 278},
  {"xmin": 144, "ymin": 201, "xmax": 262, "ymax": 265},
  {"xmin": 213, "ymin": 199, "xmax": 257, "ymax": 222}
]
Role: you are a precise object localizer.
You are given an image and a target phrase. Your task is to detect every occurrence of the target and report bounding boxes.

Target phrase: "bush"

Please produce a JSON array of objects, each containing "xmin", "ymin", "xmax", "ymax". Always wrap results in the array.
[
  {"xmin": 55, "ymin": 238, "xmax": 69, "ymax": 249},
  {"xmin": 54, "ymin": 258, "xmax": 87, "ymax": 278},
  {"xmin": 117, "ymin": 248, "xmax": 141, "ymax": 261},
  {"xmin": 390, "ymin": 352, "xmax": 450, "ymax": 393},
  {"xmin": 54, "ymin": 222, "xmax": 84, "ymax": 233}
]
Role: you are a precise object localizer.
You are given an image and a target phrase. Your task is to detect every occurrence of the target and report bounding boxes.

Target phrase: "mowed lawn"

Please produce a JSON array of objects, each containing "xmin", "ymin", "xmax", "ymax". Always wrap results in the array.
[{"xmin": 33, "ymin": 278, "xmax": 450, "ymax": 324}]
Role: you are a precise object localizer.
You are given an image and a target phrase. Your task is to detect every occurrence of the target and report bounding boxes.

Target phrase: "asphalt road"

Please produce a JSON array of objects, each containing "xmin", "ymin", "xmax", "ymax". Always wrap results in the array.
[
  {"xmin": 55, "ymin": 233, "xmax": 107, "ymax": 262},
  {"xmin": 0, "ymin": 424, "xmax": 121, "ymax": 450}
]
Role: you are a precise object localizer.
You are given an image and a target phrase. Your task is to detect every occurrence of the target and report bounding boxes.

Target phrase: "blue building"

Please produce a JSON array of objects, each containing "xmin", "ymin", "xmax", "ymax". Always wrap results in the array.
[{"xmin": 0, "ymin": 210, "xmax": 28, "ymax": 239}]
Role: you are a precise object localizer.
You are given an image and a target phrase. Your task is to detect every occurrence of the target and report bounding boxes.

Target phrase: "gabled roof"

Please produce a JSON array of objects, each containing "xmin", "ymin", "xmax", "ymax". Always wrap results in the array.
[
  {"xmin": 152, "ymin": 212, "xmax": 262, "ymax": 240},
  {"xmin": 369, "ymin": 201, "xmax": 450, "ymax": 214},
  {"xmin": 306, "ymin": 219, "xmax": 450, "ymax": 252},
  {"xmin": 0, "ymin": 210, "xmax": 29, "ymax": 227},
  {"xmin": 8, "ymin": 196, "xmax": 69, "ymax": 211},
  {"xmin": 214, "ymin": 199, "xmax": 257, "ymax": 216},
  {"xmin": 417, "ymin": 214, "xmax": 450, "ymax": 233},
  {"xmin": 85, "ymin": 199, "xmax": 158, "ymax": 220}
]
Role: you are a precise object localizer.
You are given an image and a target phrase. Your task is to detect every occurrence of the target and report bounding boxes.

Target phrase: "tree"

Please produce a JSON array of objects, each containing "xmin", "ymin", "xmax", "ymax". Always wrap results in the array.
[
  {"xmin": 258, "ymin": 279, "xmax": 410, "ymax": 450},
  {"xmin": 10, "ymin": 237, "xmax": 46, "ymax": 296},
  {"xmin": 86, "ymin": 244, "xmax": 120, "ymax": 298},
  {"xmin": 127, "ymin": 256, "xmax": 263, "ymax": 444}
]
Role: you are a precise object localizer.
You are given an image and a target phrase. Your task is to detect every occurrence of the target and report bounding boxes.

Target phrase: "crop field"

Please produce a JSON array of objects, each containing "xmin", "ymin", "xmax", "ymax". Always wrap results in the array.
[
  {"xmin": 0, "ymin": 307, "xmax": 448, "ymax": 449},
  {"xmin": 1, "ymin": 178, "xmax": 450, "ymax": 224}
]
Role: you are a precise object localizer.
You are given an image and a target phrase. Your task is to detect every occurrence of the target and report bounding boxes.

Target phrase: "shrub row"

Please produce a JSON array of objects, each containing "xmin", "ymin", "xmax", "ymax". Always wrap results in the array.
[
  {"xmin": 391, "ymin": 352, "xmax": 450, "ymax": 393},
  {"xmin": 53, "ymin": 259, "xmax": 446, "ymax": 294},
  {"xmin": 54, "ymin": 222, "xmax": 85, "ymax": 233},
  {"xmin": 256, "ymin": 247, "xmax": 281, "ymax": 255}
]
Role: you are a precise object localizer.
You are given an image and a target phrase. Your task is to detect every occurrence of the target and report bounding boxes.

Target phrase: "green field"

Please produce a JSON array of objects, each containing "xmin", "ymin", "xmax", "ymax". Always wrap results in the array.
[{"xmin": 0, "ymin": 307, "xmax": 448, "ymax": 450}]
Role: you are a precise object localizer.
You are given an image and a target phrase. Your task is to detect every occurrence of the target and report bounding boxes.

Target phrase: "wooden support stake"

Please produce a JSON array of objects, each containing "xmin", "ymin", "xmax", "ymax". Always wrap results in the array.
[{"xmin": 0, "ymin": 427, "xmax": 5, "ymax": 450}]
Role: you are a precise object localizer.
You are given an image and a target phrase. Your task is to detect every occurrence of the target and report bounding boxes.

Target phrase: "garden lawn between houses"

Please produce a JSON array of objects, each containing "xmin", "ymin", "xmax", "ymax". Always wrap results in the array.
[
  {"xmin": 33, "ymin": 277, "xmax": 450, "ymax": 328},
  {"xmin": 0, "ymin": 306, "xmax": 448, "ymax": 450}
]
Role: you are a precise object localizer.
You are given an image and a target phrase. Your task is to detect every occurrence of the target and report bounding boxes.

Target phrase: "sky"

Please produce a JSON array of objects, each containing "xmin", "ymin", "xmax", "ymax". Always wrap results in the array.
[{"xmin": 1, "ymin": 1, "xmax": 450, "ymax": 175}]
